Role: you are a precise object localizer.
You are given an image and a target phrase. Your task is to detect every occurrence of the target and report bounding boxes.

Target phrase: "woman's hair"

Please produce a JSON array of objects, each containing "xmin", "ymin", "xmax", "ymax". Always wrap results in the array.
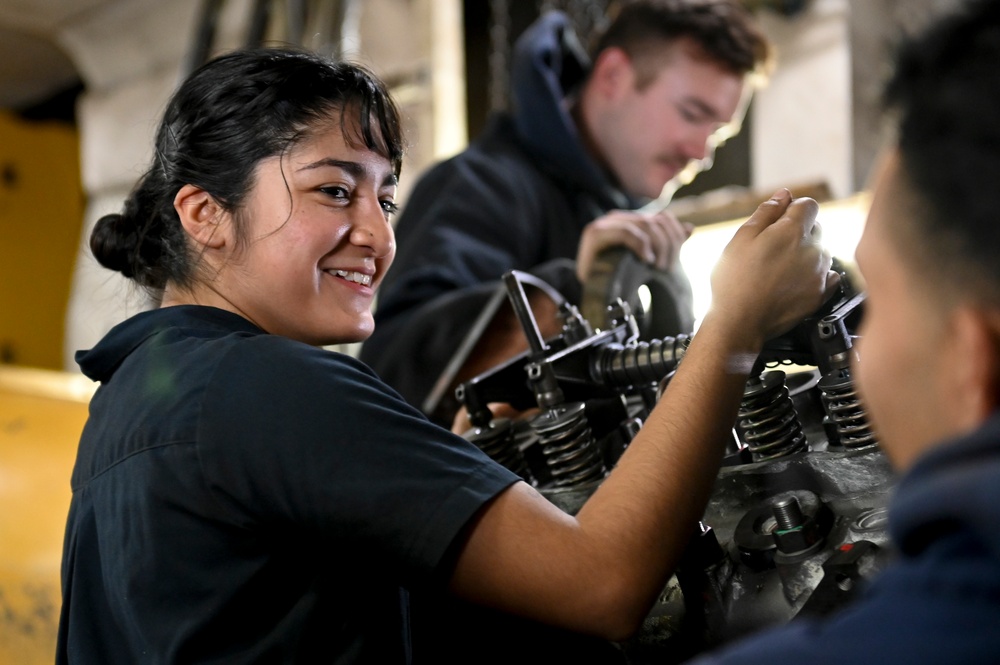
[{"xmin": 90, "ymin": 47, "xmax": 404, "ymax": 291}]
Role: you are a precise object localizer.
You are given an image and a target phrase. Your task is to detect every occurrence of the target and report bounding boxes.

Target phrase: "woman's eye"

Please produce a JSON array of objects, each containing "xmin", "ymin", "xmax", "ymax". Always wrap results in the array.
[
  {"xmin": 320, "ymin": 186, "xmax": 350, "ymax": 200},
  {"xmin": 380, "ymin": 200, "xmax": 399, "ymax": 217}
]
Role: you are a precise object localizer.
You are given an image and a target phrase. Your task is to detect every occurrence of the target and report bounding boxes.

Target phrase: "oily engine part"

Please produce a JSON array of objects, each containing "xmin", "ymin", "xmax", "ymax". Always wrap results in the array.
[{"xmin": 450, "ymin": 263, "xmax": 889, "ymax": 663}]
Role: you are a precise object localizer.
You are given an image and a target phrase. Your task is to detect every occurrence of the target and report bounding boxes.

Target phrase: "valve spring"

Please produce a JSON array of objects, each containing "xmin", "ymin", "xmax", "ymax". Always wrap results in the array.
[
  {"xmin": 738, "ymin": 371, "xmax": 807, "ymax": 461},
  {"xmin": 467, "ymin": 419, "xmax": 531, "ymax": 481},
  {"xmin": 596, "ymin": 334, "xmax": 690, "ymax": 388},
  {"xmin": 819, "ymin": 375, "xmax": 878, "ymax": 449},
  {"xmin": 531, "ymin": 402, "xmax": 605, "ymax": 487}
]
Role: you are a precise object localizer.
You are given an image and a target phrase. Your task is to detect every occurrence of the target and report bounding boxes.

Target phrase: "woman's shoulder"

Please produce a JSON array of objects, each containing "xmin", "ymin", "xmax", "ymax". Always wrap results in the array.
[{"xmin": 222, "ymin": 335, "xmax": 383, "ymax": 387}]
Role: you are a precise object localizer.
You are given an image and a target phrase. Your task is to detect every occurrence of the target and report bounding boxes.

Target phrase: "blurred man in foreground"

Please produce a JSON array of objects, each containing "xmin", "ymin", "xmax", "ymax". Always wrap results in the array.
[{"xmin": 691, "ymin": 1, "xmax": 1000, "ymax": 662}]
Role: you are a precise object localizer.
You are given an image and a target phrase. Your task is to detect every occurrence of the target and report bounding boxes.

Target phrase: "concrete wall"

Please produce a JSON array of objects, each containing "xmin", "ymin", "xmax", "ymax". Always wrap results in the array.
[
  {"xmin": 752, "ymin": 0, "xmax": 853, "ymax": 199},
  {"xmin": 751, "ymin": 0, "xmax": 966, "ymax": 199},
  {"xmin": 60, "ymin": 0, "xmax": 199, "ymax": 369}
]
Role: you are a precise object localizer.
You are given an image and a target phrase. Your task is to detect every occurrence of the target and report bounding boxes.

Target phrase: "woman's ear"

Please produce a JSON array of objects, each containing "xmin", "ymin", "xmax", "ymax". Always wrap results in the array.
[{"xmin": 174, "ymin": 184, "xmax": 228, "ymax": 250}]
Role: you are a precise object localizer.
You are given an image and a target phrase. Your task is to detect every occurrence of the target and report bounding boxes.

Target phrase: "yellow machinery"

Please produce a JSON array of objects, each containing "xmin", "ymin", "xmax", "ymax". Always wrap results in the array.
[
  {"xmin": 0, "ymin": 366, "xmax": 93, "ymax": 663},
  {"xmin": 0, "ymin": 110, "xmax": 83, "ymax": 371}
]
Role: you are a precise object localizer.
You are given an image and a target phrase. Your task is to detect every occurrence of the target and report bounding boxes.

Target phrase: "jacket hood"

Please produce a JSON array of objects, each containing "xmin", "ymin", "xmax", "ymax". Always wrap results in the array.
[
  {"xmin": 889, "ymin": 411, "xmax": 1000, "ymax": 560},
  {"xmin": 508, "ymin": 11, "xmax": 635, "ymax": 209}
]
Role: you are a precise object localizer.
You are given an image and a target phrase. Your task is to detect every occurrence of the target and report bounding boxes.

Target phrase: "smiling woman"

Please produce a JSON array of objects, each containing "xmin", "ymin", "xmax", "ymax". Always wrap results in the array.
[{"xmin": 57, "ymin": 49, "xmax": 489, "ymax": 665}]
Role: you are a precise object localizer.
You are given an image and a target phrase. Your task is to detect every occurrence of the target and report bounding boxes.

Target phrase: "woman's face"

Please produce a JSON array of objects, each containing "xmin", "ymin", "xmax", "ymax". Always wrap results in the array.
[{"xmin": 217, "ymin": 116, "xmax": 398, "ymax": 346}]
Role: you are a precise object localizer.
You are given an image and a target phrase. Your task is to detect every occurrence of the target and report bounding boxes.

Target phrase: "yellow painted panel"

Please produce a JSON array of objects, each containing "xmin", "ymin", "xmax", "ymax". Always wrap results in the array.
[
  {"xmin": 0, "ymin": 366, "xmax": 92, "ymax": 663},
  {"xmin": 0, "ymin": 110, "xmax": 84, "ymax": 370}
]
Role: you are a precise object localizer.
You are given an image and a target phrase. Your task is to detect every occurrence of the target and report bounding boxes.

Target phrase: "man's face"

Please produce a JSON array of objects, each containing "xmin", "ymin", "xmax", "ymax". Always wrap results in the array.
[
  {"xmin": 852, "ymin": 150, "xmax": 957, "ymax": 469},
  {"xmin": 596, "ymin": 40, "xmax": 746, "ymax": 200}
]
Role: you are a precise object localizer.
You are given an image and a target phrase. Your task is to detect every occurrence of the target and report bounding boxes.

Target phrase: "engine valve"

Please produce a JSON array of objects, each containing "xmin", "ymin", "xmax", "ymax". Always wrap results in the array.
[
  {"xmin": 738, "ymin": 370, "xmax": 808, "ymax": 461},
  {"xmin": 465, "ymin": 418, "xmax": 531, "ymax": 481},
  {"xmin": 818, "ymin": 373, "xmax": 878, "ymax": 449},
  {"xmin": 530, "ymin": 401, "xmax": 605, "ymax": 487}
]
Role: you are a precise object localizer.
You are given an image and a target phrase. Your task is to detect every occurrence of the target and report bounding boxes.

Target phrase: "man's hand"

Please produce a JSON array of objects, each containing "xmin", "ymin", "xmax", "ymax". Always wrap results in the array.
[
  {"xmin": 576, "ymin": 209, "xmax": 694, "ymax": 283},
  {"xmin": 709, "ymin": 188, "xmax": 841, "ymax": 346}
]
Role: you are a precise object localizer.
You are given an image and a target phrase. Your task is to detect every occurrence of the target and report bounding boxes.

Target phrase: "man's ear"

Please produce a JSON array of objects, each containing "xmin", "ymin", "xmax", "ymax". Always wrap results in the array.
[
  {"xmin": 174, "ymin": 184, "xmax": 228, "ymax": 250},
  {"xmin": 588, "ymin": 46, "xmax": 636, "ymax": 100},
  {"xmin": 946, "ymin": 305, "xmax": 1000, "ymax": 427}
]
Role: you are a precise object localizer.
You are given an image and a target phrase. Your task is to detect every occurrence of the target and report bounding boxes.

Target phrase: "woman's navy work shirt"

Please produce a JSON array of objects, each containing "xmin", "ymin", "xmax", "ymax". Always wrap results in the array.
[{"xmin": 57, "ymin": 305, "xmax": 519, "ymax": 664}]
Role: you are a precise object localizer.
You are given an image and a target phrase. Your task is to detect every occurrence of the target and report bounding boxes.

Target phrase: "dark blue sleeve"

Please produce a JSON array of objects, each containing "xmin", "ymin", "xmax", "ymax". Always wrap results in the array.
[{"xmin": 197, "ymin": 336, "xmax": 520, "ymax": 584}]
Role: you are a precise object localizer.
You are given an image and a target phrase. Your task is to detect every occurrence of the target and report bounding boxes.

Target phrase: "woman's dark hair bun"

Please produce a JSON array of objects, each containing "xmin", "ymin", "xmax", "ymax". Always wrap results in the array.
[
  {"xmin": 90, "ymin": 211, "xmax": 139, "ymax": 278},
  {"xmin": 89, "ymin": 193, "xmax": 171, "ymax": 289}
]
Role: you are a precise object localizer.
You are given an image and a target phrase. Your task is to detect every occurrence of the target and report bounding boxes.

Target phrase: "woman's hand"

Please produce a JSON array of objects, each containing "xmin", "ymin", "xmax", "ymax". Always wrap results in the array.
[{"xmin": 708, "ymin": 188, "xmax": 840, "ymax": 347}]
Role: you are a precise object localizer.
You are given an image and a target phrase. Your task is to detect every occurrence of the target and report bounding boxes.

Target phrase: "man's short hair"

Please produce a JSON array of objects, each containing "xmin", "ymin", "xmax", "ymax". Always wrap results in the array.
[
  {"xmin": 593, "ymin": 0, "xmax": 773, "ymax": 88},
  {"xmin": 884, "ymin": 0, "xmax": 1000, "ymax": 305}
]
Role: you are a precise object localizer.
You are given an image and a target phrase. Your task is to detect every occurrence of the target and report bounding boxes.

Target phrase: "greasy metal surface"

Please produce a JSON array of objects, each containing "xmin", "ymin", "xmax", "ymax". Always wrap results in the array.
[{"xmin": 538, "ymin": 444, "xmax": 896, "ymax": 663}]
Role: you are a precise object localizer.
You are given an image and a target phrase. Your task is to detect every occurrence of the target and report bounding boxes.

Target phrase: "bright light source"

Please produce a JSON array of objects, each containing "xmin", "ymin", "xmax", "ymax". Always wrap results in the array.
[
  {"xmin": 637, "ymin": 283, "xmax": 652, "ymax": 314},
  {"xmin": 679, "ymin": 192, "xmax": 871, "ymax": 331}
]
